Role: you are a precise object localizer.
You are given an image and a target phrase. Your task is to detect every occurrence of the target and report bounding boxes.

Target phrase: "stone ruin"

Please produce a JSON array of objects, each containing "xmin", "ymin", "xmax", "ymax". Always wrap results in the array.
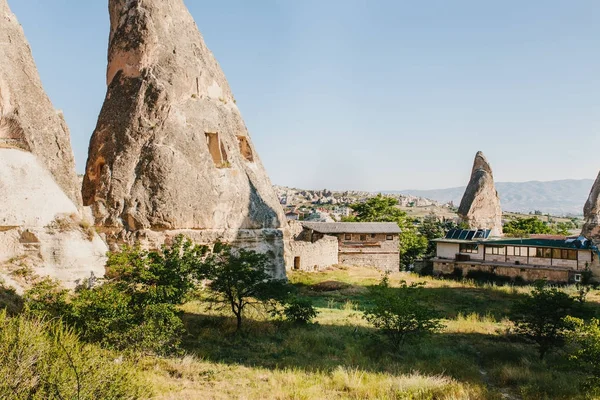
[
  {"xmin": 0, "ymin": 0, "xmax": 107, "ymax": 290},
  {"xmin": 458, "ymin": 151, "xmax": 503, "ymax": 237},
  {"xmin": 82, "ymin": 0, "xmax": 288, "ymax": 277}
]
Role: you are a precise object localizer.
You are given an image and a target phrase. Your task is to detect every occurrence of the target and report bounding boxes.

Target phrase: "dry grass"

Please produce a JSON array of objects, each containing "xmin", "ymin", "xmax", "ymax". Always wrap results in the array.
[{"xmin": 134, "ymin": 266, "xmax": 600, "ymax": 399}]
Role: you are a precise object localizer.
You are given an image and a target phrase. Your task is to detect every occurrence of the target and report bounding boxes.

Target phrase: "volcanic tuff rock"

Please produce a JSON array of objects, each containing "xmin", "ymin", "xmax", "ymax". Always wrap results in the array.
[
  {"xmin": 83, "ymin": 0, "xmax": 287, "ymax": 275},
  {"xmin": 458, "ymin": 152, "xmax": 503, "ymax": 236},
  {"xmin": 582, "ymin": 172, "xmax": 600, "ymax": 242},
  {"xmin": 0, "ymin": 0, "xmax": 106, "ymax": 288}
]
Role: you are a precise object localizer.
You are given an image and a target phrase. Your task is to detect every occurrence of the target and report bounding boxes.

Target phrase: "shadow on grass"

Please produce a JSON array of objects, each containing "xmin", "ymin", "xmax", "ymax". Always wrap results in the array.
[
  {"xmin": 180, "ymin": 311, "xmax": 586, "ymax": 398},
  {"xmin": 0, "ymin": 285, "xmax": 23, "ymax": 315}
]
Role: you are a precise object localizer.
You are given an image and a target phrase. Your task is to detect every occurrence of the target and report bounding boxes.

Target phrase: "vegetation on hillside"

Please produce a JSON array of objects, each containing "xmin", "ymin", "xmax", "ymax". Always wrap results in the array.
[{"xmin": 503, "ymin": 216, "xmax": 574, "ymax": 237}]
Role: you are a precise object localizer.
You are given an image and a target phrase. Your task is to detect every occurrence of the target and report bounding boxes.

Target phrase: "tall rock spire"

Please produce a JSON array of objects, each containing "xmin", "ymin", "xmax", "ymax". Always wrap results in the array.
[
  {"xmin": 83, "ymin": 0, "xmax": 287, "ymax": 275},
  {"xmin": 582, "ymin": 171, "xmax": 600, "ymax": 242},
  {"xmin": 0, "ymin": 0, "xmax": 81, "ymax": 205},
  {"xmin": 458, "ymin": 151, "xmax": 503, "ymax": 236},
  {"xmin": 0, "ymin": 0, "xmax": 106, "ymax": 287}
]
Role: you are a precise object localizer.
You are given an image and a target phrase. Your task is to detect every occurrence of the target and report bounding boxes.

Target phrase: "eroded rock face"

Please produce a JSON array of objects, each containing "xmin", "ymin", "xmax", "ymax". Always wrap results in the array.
[
  {"xmin": 458, "ymin": 152, "xmax": 503, "ymax": 236},
  {"xmin": 83, "ymin": 0, "xmax": 287, "ymax": 276},
  {"xmin": 582, "ymin": 172, "xmax": 600, "ymax": 242},
  {"xmin": 0, "ymin": 1, "xmax": 106, "ymax": 287},
  {"xmin": 0, "ymin": 0, "xmax": 80, "ymax": 205}
]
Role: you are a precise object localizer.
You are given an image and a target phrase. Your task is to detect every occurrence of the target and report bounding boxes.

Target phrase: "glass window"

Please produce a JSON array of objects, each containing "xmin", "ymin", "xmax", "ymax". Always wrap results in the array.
[
  {"xmin": 507, "ymin": 246, "xmax": 514, "ymax": 256},
  {"xmin": 544, "ymin": 248, "xmax": 552, "ymax": 258},
  {"xmin": 552, "ymin": 248, "xmax": 562, "ymax": 259},
  {"xmin": 460, "ymin": 244, "xmax": 478, "ymax": 254},
  {"xmin": 568, "ymin": 250, "xmax": 577, "ymax": 260},
  {"xmin": 386, "ymin": 235, "xmax": 393, "ymax": 240},
  {"xmin": 371, "ymin": 234, "xmax": 376, "ymax": 238},
  {"xmin": 529, "ymin": 247, "xmax": 537, "ymax": 257},
  {"xmin": 344, "ymin": 234, "xmax": 351, "ymax": 241},
  {"xmin": 360, "ymin": 234, "xmax": 367, "ymax": 241}
]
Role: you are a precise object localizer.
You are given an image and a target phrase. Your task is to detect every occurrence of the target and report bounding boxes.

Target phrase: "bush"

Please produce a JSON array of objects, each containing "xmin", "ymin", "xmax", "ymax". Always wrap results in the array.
[
  {"xmin": 510, "ymin": 281, "xmax": 576, "ymax": 359},
  {"xmin": 284, "ymin": 297, "xmax": 318, "ymax": 324},
  {"xmin": 202, "ymin": 245, "xmax": 290, "ymax": 331},
  {"xmin": 0, "ymin": 310, "xmax": 148, "ymax": 399},
  {"xmin": 364, "ymin": 277, "xmax": 444, "ymax": 349},
  {"xmin": 566, "ymin": 317, "xmax": 600, "ymax": 396},
  {"xmin": 24, "ymin": 235, "xmax": 204, "ymax": 355}
]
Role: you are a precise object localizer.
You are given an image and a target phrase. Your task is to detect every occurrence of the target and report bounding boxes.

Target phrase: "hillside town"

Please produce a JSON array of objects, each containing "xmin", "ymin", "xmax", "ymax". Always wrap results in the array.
[{"xmin": 1, "ymin": 0, "xmax": 599, "ymax": 399}]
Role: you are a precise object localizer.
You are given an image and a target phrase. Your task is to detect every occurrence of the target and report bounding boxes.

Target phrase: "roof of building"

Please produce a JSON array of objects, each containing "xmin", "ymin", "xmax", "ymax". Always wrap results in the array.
[
  {"xmin": 434, "ymin": 236, "xmax": 594, "ymax": 250},
  {"xmin": 301, "ymin": 222, "xmax": 401, "ymax": 234},
  {"xmin": 483, "ymin": 237, "xmax": 593, "ymax": 250}
]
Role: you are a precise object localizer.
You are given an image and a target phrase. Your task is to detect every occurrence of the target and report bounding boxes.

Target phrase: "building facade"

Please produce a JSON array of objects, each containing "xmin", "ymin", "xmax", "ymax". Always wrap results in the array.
[
  {"xmin": 432, "ymin": 229, "xmax": 600, "ymax": 283},
  {"xmin": 296, "ymin": 222, "xmax": 401, "ymax": 271}
]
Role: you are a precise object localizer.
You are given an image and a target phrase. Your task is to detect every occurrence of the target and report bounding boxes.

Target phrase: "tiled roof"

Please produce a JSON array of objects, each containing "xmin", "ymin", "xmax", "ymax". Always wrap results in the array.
[{"xmin": 301, "ymin": 222, "xmax": 401, "ymax": 234}]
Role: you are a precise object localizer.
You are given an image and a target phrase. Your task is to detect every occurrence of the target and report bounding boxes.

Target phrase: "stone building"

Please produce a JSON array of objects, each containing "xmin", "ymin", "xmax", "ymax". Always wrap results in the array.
[
  {"xmin": 432, "ymin": 229, "xmax": 600, "ymax": 283},
  {"xmin": 292, "ymin": 222, "xmax": 401, "ymax": 271}
]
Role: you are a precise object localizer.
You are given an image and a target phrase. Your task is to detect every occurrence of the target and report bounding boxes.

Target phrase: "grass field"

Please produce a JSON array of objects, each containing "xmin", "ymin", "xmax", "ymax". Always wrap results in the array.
[{"xmin": 137, "ymin": 266, "xmax": 600, "ymax": 399}]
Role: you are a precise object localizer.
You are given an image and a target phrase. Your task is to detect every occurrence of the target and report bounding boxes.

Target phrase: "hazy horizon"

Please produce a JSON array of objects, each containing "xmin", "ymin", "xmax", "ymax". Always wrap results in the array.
[{"xmin": 9, "ymin": 0, "xmax": 600, "ymax": 191}]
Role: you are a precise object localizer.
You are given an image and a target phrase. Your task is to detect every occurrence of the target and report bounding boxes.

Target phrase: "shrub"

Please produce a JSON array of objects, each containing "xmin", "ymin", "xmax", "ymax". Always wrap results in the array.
[
  {"xmin": 0, "ymin": 310, "xmax": 148, "ymax": 399},
  {"xmin": 202, "ymin": 245, "xmax": 290, "ymax": 331},
  {"xmin": 566, "ymin": 317, "xmax": 600, "ymax": 396},
  {"xmin": 284, "ymin": 297, "xmax": 319, "ymax": 324},
  {"xmin": 509, "ymin": 281, "xmax": 576, "ymax": 359},
  {"xmin": 364, "ymin": 277, "xmax": 444, "ymax": 349},
  {"xmin": 23, "ymin": 235, "xmax": 204, "ymax": 355},
  {"xmin": 23, "ymin": 277, "xmax": 71, "ymax": 318}
]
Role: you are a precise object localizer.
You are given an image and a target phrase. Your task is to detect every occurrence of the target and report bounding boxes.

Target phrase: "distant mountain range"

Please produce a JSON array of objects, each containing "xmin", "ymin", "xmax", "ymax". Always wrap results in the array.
[{"xmin": 397, "ymin": 179, "xmax": 594, "ymax": 216}]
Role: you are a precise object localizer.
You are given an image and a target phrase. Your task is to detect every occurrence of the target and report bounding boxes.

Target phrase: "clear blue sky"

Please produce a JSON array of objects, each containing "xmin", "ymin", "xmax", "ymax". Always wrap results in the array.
[{"xmin": 9, "ymin": 0, "xmax": 600, "ymax": 191}]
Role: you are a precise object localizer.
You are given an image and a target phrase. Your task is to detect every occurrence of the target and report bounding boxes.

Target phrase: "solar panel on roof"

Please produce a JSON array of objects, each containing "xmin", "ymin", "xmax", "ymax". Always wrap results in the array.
[
  {"xmin": 466, "ymin": 230, "xmax": 476, "ymax": 240},
  {"xmin": 458, "ymin": 230, "xmax": 469, "ymax": 240},
  {"xmin": 483, "ymin": 229, "xmax": 491, "ymax": 239},
  {"xmin": 445, "ymin": 229, "xmax": 457, "ymax": 239},
  {"xmin": 473, "ymin": 230, "xmax": 483, "ymax": 239},
  {"xmin": 451, "ymin": 229, "xmax": 461, "ymax": 239}
]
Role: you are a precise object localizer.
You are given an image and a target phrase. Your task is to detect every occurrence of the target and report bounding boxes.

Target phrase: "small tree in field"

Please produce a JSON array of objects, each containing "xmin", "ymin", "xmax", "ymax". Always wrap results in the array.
[
  {"xmin": 510, "ymin": 281, "xmax": 575, "ymax": 359},
  {"xmin": 202, "ymin": 245, "xmax": 289, "ymax": 331},
  {"xmin": 364, "ymin": 275, "xmax": 443, "ymax": 349},
  {"xmin": 566, "ymin": 317, "xmax": 600, "ymax": 395}
]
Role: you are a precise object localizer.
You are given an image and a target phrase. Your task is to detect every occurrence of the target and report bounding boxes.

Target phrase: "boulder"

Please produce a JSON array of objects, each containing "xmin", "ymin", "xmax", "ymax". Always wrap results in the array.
[
  {"xmin": 458, "ymin": 151, "xmax": 503, "ymax": 236},
  {"xmin": 0, "ymin": 1, "xmax": 107, "ymax": 288},
  {"xmin": 83, "ymin": 0, "xmax": 287, "ymax": 276},
  {"xmin": 582, "ymin": 171, "xmax": 600, "ymax": 242}
]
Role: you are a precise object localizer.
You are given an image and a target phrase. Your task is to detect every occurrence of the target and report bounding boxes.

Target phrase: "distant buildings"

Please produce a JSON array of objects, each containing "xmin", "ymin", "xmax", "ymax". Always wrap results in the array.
[{"xmin": 432, "ymin": 229, "xmax": 598, "ymax": 283}]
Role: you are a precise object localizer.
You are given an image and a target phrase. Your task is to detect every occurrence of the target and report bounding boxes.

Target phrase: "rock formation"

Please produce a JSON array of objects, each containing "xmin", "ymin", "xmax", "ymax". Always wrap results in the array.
[
  {"xmin": 582, "ymin": 171, "xmax": 600, "ymax": 242},
  {"xmin": 83, "ymin": 0, "xmax": 287, "ymax": 276},
  {"xmin": 0, "ymin": 0, "xmax": 107, "ymax": 288},
  {"xmin": 458, "ymin": 151, "xmax": 503, "ymax": 236}
]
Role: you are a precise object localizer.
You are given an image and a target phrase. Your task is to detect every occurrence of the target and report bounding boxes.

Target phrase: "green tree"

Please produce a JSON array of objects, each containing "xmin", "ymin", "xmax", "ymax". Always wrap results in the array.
[
  {"xmin": 364, "ymin": 276, "xmax": 444, "ymax": 349},
  {"xmin": 566, "ymin": 317, "xmax": 600, "ymax": 395},
  {"xmin": 503, "ymin": 217, "xmax": 570, "ymax": 237},
  {"xmin": 418, "ymin": 213, "xmax": 450, "ymax": 257},
  {"xmin": 349, "ymin": 194, "xmax": 427, "ymax": 269},
  {"xmin": 202, "ymin": 245, "xmax": 290, "ymax": 331},
  {"xmin": 24, "ymin": 235, "xmax": 205, "ymax": 355},
  {"xmin": 510, "ymin": 282, "xmax": 576, "ymax": 359}
]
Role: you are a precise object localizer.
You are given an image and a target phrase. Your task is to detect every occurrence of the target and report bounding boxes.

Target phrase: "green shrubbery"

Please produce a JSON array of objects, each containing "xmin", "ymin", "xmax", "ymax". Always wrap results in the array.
[
  {"xmin": 364, "ymin": 275, "xmax": 444, "ymax": 349},
  {"xmin": 283, "ymin": 297, "xmax": 319, "ymax": 324},
  {"xmin": 0, "ymin": 310, "xmax": 147, "ymax": 399}
]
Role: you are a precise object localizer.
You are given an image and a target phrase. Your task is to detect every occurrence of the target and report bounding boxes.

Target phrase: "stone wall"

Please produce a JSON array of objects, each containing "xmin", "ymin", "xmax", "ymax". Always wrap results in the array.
[
  {"xmin": 287, "ymin": 236, "xmax": 338, "ymax": 272},
  {"xmin": 113, "ymin": 228, "xmax": 287, "ymax": 279},
  {"xmin": 433, "ymin": 260, "xmax": 571, "ymax": 283},
  {"xmin": 339, "ymin": 252, "xmax": 399, "ymax": 271}
]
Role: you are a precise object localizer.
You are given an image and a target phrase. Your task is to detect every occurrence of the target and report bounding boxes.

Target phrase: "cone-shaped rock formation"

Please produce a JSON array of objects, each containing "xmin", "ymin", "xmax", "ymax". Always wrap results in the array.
[
  {"xmin": 458, "ymin": 152, "xmax": 503, "ymax": 236},
  {"xmin": 83, "ymin": 0, "xmax": 287, "ymax": 275},
  {"xmin": 0, "ymin": 0, "xmax": 106, "ymax": 288},
  {"xmin": 582, "ymin": 171, "xmax": 600, "ymax": 242}
]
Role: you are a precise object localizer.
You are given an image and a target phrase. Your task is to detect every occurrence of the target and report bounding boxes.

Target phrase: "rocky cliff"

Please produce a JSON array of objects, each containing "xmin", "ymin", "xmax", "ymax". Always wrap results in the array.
[
  {"xmin": 458, "ymin": 151, "xmax": 503, "ymax": 236},
  {"xmin": 582, "ymin": 171, "xmax": 600, "ymax": 242},
  {"xmin": 83, "ymin": 0, "xmax": 287, "ymax": 276},
  {"xmin": 0, "ymin": 0, "xmax": 106, "ymax": 288}
]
